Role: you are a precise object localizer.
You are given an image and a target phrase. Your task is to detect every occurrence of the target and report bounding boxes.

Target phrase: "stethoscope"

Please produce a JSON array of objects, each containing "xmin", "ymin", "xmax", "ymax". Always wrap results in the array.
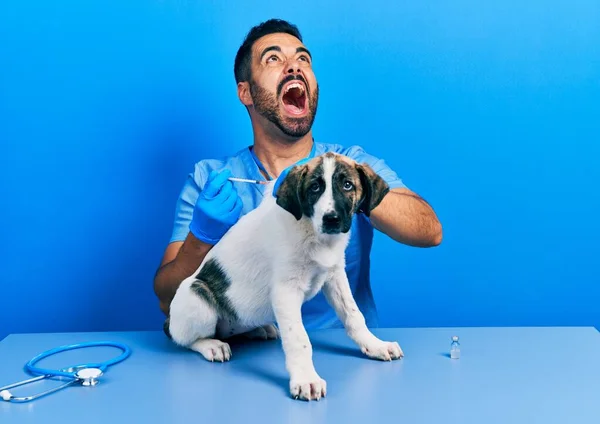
[{"xmin": 0, "ymin": 341, "xmax": 131, "ymax": 403}]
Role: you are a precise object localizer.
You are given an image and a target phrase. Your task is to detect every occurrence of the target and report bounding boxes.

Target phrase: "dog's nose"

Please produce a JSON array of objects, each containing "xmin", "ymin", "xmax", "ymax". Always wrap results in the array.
[{"xmin": 323, "ymin": 212, "xmax": 341, "ymax": 226}]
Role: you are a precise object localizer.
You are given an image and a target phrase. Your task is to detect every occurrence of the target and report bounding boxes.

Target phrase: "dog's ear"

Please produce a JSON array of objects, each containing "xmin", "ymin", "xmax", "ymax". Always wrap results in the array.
[
  {"xmin": 275, "ymin": 164, "xmax": 308, "ymax": 220},
  {"xmin": 356, "ymin": 163, "xmax": 389, "ymax": 216}
]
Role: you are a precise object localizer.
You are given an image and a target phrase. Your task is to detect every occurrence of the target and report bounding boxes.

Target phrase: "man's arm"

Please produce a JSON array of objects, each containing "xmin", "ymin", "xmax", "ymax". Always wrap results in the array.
[
  {"xmin": 369, "ymin": 187, "xmax": 442, "ymax": 247},
  {"xmin": 340, "ymin": 145, "xmax": 441, "ymax": 247},
  {"xmin": 154, "ymin": 168, "xmax": 243, "ymax": 315},
  {"xmin": 153, "ymin": 233, "xmax": 213, "ymax": 315}
]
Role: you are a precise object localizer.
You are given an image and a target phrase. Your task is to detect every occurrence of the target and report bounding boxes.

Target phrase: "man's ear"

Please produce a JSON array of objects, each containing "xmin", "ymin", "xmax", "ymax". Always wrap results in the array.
[
  {"xmin": 356, "ymin": 163, "xmax": 390, "ymax": 216},
  {"xmin": 275, "ymin": 165, "xmax": 308, "ymax": 220},
  {"xmin": 238, "ymin": 81, "xmax": 253, "ymax": 106}
]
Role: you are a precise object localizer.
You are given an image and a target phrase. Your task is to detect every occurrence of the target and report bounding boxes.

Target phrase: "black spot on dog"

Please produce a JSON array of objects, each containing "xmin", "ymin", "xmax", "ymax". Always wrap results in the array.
[{"xmin": 190, "ymin": 258, "xmax": 238, "ymax": 321}]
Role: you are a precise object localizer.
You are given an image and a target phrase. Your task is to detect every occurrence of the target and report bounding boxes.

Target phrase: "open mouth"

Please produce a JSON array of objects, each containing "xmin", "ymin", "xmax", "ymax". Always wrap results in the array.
[{"xmin": 281, "ymin": 82, "xmax": 307, "ymax": 116}]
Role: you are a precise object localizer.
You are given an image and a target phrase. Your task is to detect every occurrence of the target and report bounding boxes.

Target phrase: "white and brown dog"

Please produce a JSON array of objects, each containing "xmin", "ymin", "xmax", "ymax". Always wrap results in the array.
[{"xmin": 164, "ymin": 152, "xmax": 403, "ymax": 401}]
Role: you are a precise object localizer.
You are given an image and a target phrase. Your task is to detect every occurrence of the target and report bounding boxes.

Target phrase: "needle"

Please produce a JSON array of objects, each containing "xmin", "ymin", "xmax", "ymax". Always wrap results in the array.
[{"xmin": 228, "ymin": 177, "xmax": 268, "ymax": 185}]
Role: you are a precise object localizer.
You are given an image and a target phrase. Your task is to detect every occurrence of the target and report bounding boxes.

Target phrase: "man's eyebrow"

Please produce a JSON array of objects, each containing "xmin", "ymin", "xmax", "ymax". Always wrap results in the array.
[
  {"xmin": 296, "ymin": 47, "xmax": 312, "ymax": 59},
  {"xmin": 260, "ymin": 46, "xmax": 281, "ymax": 60},
  {"xmin": 259, "ymin": 45, "xmax": 312, "ymax": 61}
]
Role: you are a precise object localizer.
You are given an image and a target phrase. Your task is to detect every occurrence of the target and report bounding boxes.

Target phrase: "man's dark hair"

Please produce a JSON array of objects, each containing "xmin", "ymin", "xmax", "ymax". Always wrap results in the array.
[{"xmin": 234, "ymin": 19, "xmax": 303, "ymax": 84}]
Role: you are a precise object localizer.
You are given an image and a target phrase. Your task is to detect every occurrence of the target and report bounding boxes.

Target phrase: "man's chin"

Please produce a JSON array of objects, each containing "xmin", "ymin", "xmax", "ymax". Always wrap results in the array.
[
  {"xmin": 277, "ymin": 109, "xmax": 316, "ymax": 135},
  {"xmin": 277, "ymin": 119, "xmax": 313, "ymax": 138}
]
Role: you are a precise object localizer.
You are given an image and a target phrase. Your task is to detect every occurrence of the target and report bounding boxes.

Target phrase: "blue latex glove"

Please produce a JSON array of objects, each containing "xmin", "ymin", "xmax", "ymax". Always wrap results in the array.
[
  {"xmin": 190, "ymin": 169, "xmax": 243, "ymax": 244},
  {"xmin": 273, "ymin": 158, "xmax": 311, "ymax": 197}
]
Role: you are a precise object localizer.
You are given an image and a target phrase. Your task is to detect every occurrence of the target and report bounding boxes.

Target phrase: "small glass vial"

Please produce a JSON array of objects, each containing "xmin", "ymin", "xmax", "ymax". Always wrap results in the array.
[{"xmin": 450, "ymin": 336, "xmax": 460, "ymax": 359}]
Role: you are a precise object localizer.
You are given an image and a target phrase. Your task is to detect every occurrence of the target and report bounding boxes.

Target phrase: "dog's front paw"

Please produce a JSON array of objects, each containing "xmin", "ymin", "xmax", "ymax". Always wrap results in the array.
[
  {"xmin": 361, "ymin": 340, "xmax": 403, "ymax": 361},
  {"xmin": 289, "ymin": 373, "xmax": 327, "ymax": 401}
]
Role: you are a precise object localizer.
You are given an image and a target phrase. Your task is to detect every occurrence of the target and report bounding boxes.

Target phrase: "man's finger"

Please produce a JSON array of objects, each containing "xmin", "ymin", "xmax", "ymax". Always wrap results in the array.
[
  {"xmin": 231, "ymin": 197, "xmax": 243, "ymax": 215},
  {"xmin": 202, "ymin": 169, "xmax": 232, "ymax": 198},
  {"xmin": 214, "ymin": 181, "xmax": 234, "ymax": 203},
  {"xmin": 221, "ymin": 187, "xmax": 239, "ymax": 212}
]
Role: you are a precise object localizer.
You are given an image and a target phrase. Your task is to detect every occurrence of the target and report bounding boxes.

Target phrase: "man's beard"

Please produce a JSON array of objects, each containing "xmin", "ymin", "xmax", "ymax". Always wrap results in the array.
[{"xmin": 249, "ymin": 76, "xmax": 319, "ymax": 138}]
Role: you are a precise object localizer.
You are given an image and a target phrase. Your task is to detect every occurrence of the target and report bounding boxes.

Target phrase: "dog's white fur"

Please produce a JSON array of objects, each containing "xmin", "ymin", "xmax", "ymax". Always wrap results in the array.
[{"xmin": 167, "ymin": 153, "xmax": 403, "ymax": 401}]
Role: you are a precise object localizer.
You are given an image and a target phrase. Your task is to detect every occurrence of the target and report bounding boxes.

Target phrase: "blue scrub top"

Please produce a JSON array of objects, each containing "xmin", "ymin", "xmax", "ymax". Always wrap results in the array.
[{"xmin": 169, "ymin": 142, "xmax": 407, "ymax": 330}]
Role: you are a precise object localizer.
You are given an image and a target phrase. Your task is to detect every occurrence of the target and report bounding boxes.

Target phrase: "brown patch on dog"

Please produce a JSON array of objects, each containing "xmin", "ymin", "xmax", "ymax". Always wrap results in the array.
[
  {"xmin": 304, "ymin": 154, "xmax": 326, "ymax": 174},
  {"xmin": 355, "ymin": 162, "xmax": 389, "ymax": 215},
  {"xmin": 323, "ymin": 152, "xmax": 389, "ymax": 216},
  {"xmin": 275, "ymin": 161, "xmax": 310, "ymax": 220},
  {"xmin": 330, "ymin": 158, "xmax": 364, "ymax": 213},
  {"xmin": 275, "ymin": 152, "xmax": 389, "ymax": 219}
]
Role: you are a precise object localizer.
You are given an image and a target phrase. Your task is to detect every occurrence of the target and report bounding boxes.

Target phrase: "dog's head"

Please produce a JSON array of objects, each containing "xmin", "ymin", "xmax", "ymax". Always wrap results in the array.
[{"xmin": 275, "ymin": 152, "xmax": 389, "ymax": 235}]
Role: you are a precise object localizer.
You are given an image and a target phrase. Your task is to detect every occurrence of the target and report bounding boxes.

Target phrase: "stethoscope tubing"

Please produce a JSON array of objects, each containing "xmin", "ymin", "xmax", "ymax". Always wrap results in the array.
[
  {"xmin": 1, "ymin": 340, "xmax": 131, "ymax": 403},
  {"xmin": 25, "ymin": 341, "xmax": 132, "ymax": 379},
  {"xmin": 2, "ymin": 376, "xmax": 79, "ymax": 403}
]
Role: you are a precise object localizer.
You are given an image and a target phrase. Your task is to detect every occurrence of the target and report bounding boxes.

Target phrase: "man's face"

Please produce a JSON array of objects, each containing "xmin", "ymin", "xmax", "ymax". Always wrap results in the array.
[{"xmin": 246, "ymin": 33, "xmax": 319, "ymax": 138}]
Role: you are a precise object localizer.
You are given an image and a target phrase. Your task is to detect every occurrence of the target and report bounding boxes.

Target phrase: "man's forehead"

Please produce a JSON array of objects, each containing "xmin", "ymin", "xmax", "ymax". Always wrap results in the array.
[{"xmin": 252, "ymin": 33, "xmax": 307, "ymax": 58}]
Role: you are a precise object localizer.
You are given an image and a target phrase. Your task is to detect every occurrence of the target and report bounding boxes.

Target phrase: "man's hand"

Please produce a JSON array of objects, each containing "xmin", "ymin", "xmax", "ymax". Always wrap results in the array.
[
  {"xmin": 369, "ymin": 187, "xmax": 442, "ymax": 247},
  {"xmin": 190, "ymin": 169, "xmax": 243, "ymax": 245}
]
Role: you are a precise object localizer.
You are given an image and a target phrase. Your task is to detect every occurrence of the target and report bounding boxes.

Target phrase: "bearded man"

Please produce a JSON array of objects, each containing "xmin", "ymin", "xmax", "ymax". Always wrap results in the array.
[{"xmin": 153, "ymin": 19, "xmax": 442, "ymax": 331}]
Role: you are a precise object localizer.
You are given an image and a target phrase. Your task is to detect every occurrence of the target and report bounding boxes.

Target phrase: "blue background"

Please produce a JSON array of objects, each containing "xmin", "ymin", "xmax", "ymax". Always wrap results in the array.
[{"xmin": 1, "ymin": 0, "xmax": 599, "ymax": 340}]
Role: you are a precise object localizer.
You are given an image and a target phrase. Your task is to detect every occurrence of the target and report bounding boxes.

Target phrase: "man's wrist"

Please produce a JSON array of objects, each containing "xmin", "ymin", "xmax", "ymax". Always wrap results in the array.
[
  {"xmin": 185, "ymin": 231, "xmax": 215, "ymax": 255},
  {"xmin": 189, "ymin": 216, "xmax": 226, "ymax": 245}
]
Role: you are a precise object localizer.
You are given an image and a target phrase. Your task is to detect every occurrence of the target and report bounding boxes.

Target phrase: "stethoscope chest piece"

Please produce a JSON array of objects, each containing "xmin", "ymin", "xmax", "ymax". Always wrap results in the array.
[{"xmin": 75, "ymin": 368, "xmax": 103, "ymax": 386}]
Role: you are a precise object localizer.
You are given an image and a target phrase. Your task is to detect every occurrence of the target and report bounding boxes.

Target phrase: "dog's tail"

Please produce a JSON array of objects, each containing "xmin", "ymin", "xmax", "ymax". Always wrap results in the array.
[{"xmin": 163, "ymin": 317, "xmax": 172, "ymax": 340}]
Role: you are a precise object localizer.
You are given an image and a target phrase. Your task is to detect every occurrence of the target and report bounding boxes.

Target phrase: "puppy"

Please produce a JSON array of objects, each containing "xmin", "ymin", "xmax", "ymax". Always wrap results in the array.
[{"xmin": 165, "ymin": 152, "xmax": 403, "ymax": 401}]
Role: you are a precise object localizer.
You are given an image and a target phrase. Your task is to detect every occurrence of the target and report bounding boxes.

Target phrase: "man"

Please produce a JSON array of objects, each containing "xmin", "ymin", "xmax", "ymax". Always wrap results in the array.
[{"xmin": 153, "ymin": 19, "xmax": 442, "ymax": 330}]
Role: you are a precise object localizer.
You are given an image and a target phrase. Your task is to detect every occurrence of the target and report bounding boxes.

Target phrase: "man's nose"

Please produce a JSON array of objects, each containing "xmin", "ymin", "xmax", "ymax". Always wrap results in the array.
[{"xmin": 285, "ymin": 59, "xmax": 302, "ymax": 74}]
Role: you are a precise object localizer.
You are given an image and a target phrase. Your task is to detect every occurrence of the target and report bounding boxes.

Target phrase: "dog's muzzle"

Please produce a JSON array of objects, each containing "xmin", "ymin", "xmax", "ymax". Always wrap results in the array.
[{"xmin": 322, "ymin": 212, "xmax": 343, "ymax": 234}]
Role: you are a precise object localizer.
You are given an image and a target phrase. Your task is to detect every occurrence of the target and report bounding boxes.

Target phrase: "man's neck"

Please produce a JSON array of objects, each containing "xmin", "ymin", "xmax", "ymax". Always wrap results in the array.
[{"xmin": 252, "ymin": 132, "xmax": 314, "ymax": 180}]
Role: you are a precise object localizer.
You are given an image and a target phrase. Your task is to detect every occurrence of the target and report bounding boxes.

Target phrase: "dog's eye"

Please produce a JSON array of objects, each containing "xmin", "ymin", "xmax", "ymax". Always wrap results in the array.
[
  {"xmin": 343, "ymin": 181, "xmax": 354, "ymax": 191},
  {"xmin": 310, "ymin": 182, "xmax": 320, "ymax": 192}
]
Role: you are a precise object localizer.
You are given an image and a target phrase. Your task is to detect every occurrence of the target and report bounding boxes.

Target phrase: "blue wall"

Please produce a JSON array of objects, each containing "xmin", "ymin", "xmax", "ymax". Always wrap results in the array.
[{"xmin": 1, "ymin": 0, "xmax": 599, "ymax": 340}]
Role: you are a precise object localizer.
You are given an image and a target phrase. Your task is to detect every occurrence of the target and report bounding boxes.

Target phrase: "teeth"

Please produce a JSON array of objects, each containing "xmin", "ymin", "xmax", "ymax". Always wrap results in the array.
[{"xmin": 285, "ymin": 82, "xmax": 304, "ymax": 94}]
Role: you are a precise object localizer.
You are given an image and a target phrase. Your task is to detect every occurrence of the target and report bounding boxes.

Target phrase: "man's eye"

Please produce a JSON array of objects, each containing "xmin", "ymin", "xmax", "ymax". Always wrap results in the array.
[
  {"xmin": 343, "ymin": 181, "xmax": 354, "ymax": 191},
  {"xmin": 267, "ymin": 55, "xmax": 279, "ymax": 62}
]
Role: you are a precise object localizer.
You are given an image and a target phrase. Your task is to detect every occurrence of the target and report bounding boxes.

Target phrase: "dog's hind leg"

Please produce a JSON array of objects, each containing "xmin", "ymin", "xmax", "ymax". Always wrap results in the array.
[
  {"xmin": 167, "ymin": 278, "xmax": 234, "ymax": 362},
  {"xmin": 214, "ymin": 318, "xmax": 279, "ymax": 341},
  {"xmin": 189, "ymin": 338, "xmax": 232, "ymax": 362},
  {"xmin": 239, "ymin": 324, "xmax": 280, "ymax": 340}
]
